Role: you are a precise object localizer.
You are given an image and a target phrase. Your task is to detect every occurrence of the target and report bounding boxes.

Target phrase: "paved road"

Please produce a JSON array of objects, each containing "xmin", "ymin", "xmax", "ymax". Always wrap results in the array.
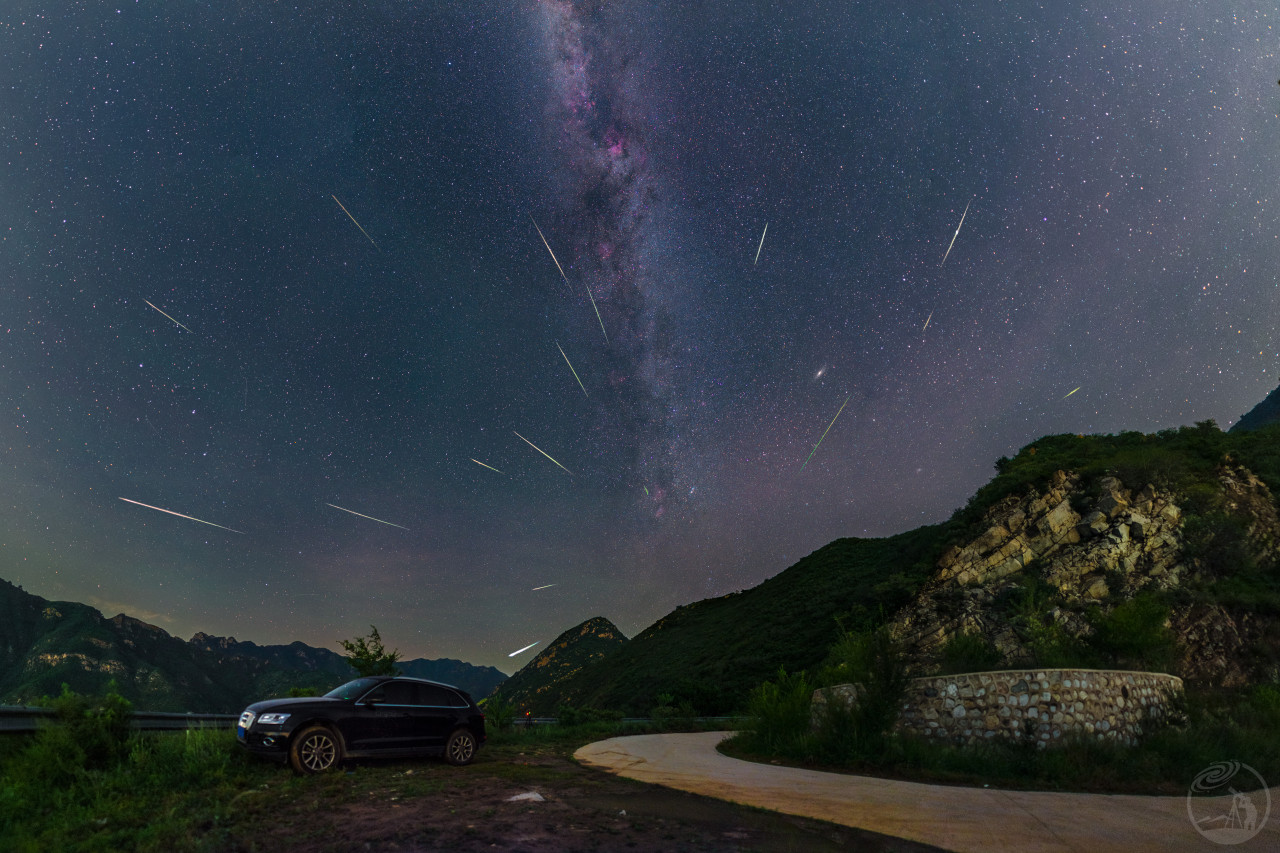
[{"xmin": 574, "ymin": 732, "xmax": 1280, "ymax": 853}]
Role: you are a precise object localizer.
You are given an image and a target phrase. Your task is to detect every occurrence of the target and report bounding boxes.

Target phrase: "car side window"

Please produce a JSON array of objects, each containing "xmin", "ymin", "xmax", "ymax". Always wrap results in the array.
[
  {"xmin": 419, "ymin": 685, "xmax": 464, "ymax": 707},
  {"xmin": 380, "ymin": 681, "xmax": 417, "ymax": 705}
]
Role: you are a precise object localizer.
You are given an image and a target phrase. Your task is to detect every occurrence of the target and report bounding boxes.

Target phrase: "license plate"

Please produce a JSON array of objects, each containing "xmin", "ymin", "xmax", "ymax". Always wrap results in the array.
[{"xmin": 237, "ymin": 725, "xmax": 246, "ymax": 741}]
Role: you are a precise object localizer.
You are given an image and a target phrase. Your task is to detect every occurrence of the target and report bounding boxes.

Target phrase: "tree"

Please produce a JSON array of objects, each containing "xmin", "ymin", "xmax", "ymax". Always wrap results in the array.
[{"xmin": 339, "ymin": 625, "xmax": 401, "ymax": 676}]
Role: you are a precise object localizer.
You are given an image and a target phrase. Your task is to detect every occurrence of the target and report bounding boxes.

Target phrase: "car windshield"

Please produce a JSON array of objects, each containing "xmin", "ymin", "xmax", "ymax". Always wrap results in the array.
[{"xmin": 323, "ymin": 677, "xmax": 384, "ymax": 700}]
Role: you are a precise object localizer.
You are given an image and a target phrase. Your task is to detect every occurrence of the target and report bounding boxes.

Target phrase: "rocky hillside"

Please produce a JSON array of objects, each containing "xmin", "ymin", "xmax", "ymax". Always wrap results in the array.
[
  {"xmin": 0, "ymin": 578, "xmax": 506, "ymax": 711},
  {"xmin": 488, "ymin": 617, "xmax": 628, "ymax": 714},
  {"xmin": 892, "ymin": 431, "xmax": 1280, "ymax": 687}
]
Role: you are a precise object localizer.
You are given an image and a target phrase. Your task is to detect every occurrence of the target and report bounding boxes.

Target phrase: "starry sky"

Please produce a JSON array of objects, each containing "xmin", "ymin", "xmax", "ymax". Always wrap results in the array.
[{"xmin": 3, "ymin": 2, "xmax": 1278, "ymax": 673}]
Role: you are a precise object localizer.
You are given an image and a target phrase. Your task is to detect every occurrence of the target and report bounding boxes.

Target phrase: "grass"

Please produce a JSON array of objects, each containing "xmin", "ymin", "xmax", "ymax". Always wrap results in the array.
[{"xmin": 0, "ymin": 708, "xmax": 734, "ymax": 853}]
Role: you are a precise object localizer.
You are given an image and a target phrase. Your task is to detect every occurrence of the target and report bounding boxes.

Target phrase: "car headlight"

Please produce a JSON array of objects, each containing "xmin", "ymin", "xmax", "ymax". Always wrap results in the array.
[{"xmin": 256, "ymin": 712, "xmax": 291, "ymax": 725}]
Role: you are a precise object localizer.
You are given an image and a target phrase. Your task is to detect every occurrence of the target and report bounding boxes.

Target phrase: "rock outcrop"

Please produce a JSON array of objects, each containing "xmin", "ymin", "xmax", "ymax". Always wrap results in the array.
[{"xmin": 891, "ymin": 465, "xmax": 1280, "ymax": 686}]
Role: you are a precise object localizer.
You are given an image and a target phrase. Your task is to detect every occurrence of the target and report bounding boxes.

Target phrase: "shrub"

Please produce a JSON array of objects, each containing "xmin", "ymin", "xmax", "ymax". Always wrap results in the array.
[
  {"xmin": 742, "ymin": 668, "xmax": 814, "ymax": 758},
  {"xmin": 1087, "ymin": 594, "xmax": 1179, "ymax": 672},
  {"xmin": 809, "ymin": 627, "xmax": 911, "ymax": 761},
  {"xmin": 484, "ymin": 699, "xmax": 517, "ymax": 731},
  {"xmin": 937, "ymin": 631, "xmax": 1004, "ymax": 675}
]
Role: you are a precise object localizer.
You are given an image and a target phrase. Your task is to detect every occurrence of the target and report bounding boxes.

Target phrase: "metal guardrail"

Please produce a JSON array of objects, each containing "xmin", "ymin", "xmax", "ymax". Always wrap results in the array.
[{"xmin": 0, "ymin": 706, "xmax": 237, "ymax": 734}]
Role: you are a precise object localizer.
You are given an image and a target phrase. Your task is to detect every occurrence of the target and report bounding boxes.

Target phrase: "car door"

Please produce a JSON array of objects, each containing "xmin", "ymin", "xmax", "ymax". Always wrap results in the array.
[
  {"xmin": 346, "ymin": 681, "xmax": 418, "ymax": 751},
  {"xmin": 407, "ymin": 684, "xmax": 465, "ymax": 748}
]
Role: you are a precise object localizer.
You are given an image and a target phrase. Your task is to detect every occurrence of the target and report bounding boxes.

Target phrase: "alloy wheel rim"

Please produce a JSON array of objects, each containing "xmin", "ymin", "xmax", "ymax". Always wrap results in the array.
[
  {"xmin": 302, "ymin": 733, "xmax": 335, "ymax": 771},
  {"xmin": 451, "ymin": 734, "xmax": 474, "ymax": 762}
]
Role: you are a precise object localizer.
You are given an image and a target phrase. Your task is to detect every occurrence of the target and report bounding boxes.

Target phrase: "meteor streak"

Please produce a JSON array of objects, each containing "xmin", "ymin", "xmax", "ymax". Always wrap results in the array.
[
  {"xmin": 557, "ymin": 342, "xmax": 588, "ymax": 396},
  {"xmin": 530, "ymin": 215, "xmax": 569, "ymax": 286},
  {"xmin": 513, "ymin": 431, "xmax": 573, "ymax": 475},
  {"xmin": 144, "ymin": 300, "xmax": 191, "ymax": 333},
  {"xmin": 754, "ymin": 222, "xmax": 768, "ymax": 265},
  {"xmin": 584, "ymin": 283, "xmax": 609, "ymax": 342},
  {"xmin": 325, "ymin": 503, "xmax": 408, "ymax": 530},
  {"xmin": 939, "ymin": 200, "xmax": 971, "ymax": 267},
  {"xmin": 1063, "ymin": 387, "xmax": 1081, "ymax": 399},
  {"xmin": 801, "ymin": 395, "xmax": 852, "ymax": 471},
  {"xmin": 119, "ymin": 497, "xmax": 243, "ymax": 533},
  {"xmin": 508, "ymin": 641, "xmax": 540, "ymax": 657},
  {"xmin": 922, "ymin": 311, "xmax": 933, "ymax": 333},
  {"xmin": 531, "ymin": 584, "xmax": 557, "ymax": 591},
  {"xmin": 471, "ymin": 458, "xmax": 503, "ymax": 474},
  {"xmin": 331, "ymin": 194, "xmax": 378, "ymax": 249}
]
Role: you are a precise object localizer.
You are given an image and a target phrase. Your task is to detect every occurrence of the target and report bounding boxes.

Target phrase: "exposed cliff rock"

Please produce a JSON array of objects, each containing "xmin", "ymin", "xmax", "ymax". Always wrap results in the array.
[{"xmin": 891, "ymin": 464, "xmax": 1280, "ymax": 686}]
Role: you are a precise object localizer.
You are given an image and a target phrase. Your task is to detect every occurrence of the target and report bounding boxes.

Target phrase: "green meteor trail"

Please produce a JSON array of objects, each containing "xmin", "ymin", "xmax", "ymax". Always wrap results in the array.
[
  {"xmin": 801, "ymin": 395, "xmax": 851, "ymax": 471},
  {"xmin": 513, "ymin": 431, "xmax": 573, "ymax": 475},
  {"xmin": 471, "ymin": 458, "xmax": 502, "ymax": 473},
  {"xmin": 557, "ymin": 342, "xmax": 588, "ymax": 396},
  {"xmin": 1063, "ymin": 386, "xmax": 1081, "ymax": 399}
]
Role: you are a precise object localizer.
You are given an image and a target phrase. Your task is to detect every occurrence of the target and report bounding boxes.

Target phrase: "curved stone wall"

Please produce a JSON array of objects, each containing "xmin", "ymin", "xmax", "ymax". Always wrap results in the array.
[{"xmin": 814, "ymin": 668, "xmax": 1183, "ymax": 747}]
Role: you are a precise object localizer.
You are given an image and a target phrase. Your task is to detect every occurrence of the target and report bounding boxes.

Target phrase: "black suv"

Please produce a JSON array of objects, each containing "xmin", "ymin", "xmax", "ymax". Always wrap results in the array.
[{"xmin": 237, "ymin": 676, "xmax": 486, "ymax": 773}]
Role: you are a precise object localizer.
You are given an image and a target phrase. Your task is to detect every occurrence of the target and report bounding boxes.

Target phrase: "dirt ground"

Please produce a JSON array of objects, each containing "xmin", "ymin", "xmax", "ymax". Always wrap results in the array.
[{"xmin": 220, "ymin": 739, "xmax": 945, "ymax": 853}]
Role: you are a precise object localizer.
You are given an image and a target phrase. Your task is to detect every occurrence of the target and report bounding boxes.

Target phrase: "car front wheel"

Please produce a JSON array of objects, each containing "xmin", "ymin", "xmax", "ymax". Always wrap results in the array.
[
  {"xmin": 444, "ymin": 728, "xmax": 476, "ymax": 766},
  {"xmin": 289, "ymin": 725, "xmax": 342, "ymax": 774}
]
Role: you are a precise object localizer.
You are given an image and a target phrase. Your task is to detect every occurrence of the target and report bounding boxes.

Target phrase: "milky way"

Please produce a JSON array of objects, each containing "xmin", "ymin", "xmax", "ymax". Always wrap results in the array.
[{"xmin": 536, "ymin": 0, "xmax": 686, "ymax": 521}]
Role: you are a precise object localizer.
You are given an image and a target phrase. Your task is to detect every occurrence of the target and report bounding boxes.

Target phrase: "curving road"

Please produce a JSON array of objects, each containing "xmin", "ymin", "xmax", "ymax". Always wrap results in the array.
[{"xmin": 574, "ymin": 731, "xmax": 1280, "ymax": 853}]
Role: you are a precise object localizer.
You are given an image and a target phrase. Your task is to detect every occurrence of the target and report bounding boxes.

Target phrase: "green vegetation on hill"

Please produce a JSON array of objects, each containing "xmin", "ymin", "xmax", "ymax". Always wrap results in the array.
[
  {"xmin": 489, "ymin": 617, "xmax": 627, "ymax": 713},
  {"xmin": 547, "ymin": 527, "xmax": 949, "ymax": 716}
]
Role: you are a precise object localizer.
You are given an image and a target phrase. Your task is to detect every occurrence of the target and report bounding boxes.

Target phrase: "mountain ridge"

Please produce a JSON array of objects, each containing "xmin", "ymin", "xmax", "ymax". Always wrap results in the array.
[{"xmin": 0, "ymin": 577, "xmax": 506, "ymax": 711}]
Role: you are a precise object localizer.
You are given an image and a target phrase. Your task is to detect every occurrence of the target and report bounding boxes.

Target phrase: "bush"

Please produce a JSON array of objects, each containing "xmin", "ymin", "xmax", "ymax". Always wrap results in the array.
[
  {"xmin": 937, "ymin": 631, "xmax": 1004, "ymax": 675},
  {"xmin": 818, "ymin": 627, "xmax": 909, "ymax": 760},
  {"xmin": 1087, "ymin": 594, "xmax": 1179, "ymax": 672},
  {"xmin": 742, "ymin": 668, "xmax": 814, "ymax": 758},
  {"xmin": 40, "ymin": 682, "xmax": 134, "ymax": 771},
  {"xmin": 484, "ymin": 699, "xmax": 517, "ymax": 731}
]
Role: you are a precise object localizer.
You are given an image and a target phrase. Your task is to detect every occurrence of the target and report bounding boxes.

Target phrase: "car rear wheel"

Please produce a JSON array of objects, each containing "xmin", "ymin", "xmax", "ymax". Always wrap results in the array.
[
  {"xmin": 289, "ymin": 725, "xmax": 342, "ymax": 774},
  {"xmin": 444, "ymin": 728, "xmax": 476, "ymax": 766}
]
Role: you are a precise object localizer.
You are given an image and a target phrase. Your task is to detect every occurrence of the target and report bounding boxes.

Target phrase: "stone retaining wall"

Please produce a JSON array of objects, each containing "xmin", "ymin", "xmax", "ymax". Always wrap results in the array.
[{"xmin": 813, "ymin": 668, "xmax": 1183, "ymax": 747}]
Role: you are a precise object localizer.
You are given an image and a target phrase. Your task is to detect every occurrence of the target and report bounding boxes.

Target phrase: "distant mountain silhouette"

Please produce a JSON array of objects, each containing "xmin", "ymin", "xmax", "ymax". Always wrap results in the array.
[{"xmin": 0, "ymin": 577, "xmax": 505, "ymax": 712}]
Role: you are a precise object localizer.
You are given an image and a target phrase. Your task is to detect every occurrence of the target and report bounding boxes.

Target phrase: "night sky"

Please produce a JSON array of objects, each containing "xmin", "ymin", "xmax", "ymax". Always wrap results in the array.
[{"xmin": 3, "ymin": 2, "xmax": 1278, "ymax": 673}]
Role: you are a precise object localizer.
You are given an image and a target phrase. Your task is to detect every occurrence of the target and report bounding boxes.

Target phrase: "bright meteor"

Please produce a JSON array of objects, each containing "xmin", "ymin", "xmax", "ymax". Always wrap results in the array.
[
  {"xmin": 754, "ymin": 222, "xmax": 768, "ymax": 265},
  {"xmin": 471, "ymin": 458, "xmax": 503, "ymax": 474},
  {"xmin": 144, "ymin": 300, "xmax": 191, "ymax": 333},
  {"xmin": 1063, "ymin": 387, "xmax": 1081, "ymax": 399},
  {"xmin": 531, "ymin": 584, "xmax": 557, "ymax": 591},
  {"xmin": 513, "ymin": 431, "xmax": 573, "ymax": 476},
  {"xmin": 508, "ymin": 641, "xmax": 540, "ymax": 657},
  {"xmin": 331, "ymin": 194, "xmax": 378, "ymax": 249},
  {"xmin": 119, "ymin": 497, "xmax": 243, "ymax": 533},
  {"xmin": 530, "ymin": 215, "xmax": 569, "ymax": 286},
  {"xmin": 922, "ymin": 311, "xmax": 933, "ymax": 333},
  {"xmin": 325, "ymin": 503, "xmax": 408, "ymax": 530},
  {"xmin": 801, "ymin": 395, "xmax": 852, "ymax": 471},
  {"xmin": 939, "ymin": 200, "xmax": 971, "ymax": 267},
  {"xmin": 557, "ymin": 342, "xmax": 588, "ymax": 397}
]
